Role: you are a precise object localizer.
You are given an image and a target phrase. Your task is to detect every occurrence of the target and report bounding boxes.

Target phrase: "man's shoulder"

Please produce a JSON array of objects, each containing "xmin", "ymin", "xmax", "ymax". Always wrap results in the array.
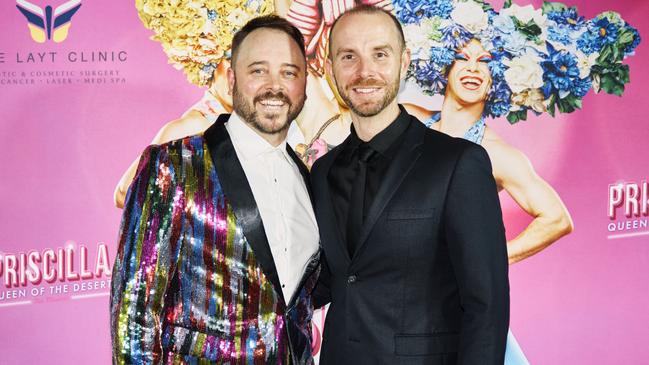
[
  {"xmin": 403, "ymin": 110, "xmax": 469, "ymax": 149},
  {"xmin": 403, "ymin": 117, "xmax": 492, "ymax": 179},
  {"xmin": 155, "ymin": 133, "xmax": 207, "ymax": 155},
  {"xmin": 416, "ymin": 120, "xmax": 479, "ymax": 158},
  {"xmin": 138, "ymin": 134, "xmax": 210, "ymax": 179}
]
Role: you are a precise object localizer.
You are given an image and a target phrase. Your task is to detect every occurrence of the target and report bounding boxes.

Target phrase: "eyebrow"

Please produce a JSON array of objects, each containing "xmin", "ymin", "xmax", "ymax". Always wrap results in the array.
[
  {"xmin": 335, "ymin": 48, "xmax": 356, "ymax": 57},
  {"xmin": 247, "ymin": 61, "xmax": 266, "ymax": 67},
  {"xmin": 373, "ymin": 45, "xmax": 394, "ymax": 53},
  {"xmin": 335, "ymin": 44, "xmax": 394, "ymax": 57},
  {"xmin": 282, "ymin": 63, "xmax": 301, "ymax": 70},
  {"xmin": 247, "ymin": 61, "xmax": 302, "ymax": 70}
]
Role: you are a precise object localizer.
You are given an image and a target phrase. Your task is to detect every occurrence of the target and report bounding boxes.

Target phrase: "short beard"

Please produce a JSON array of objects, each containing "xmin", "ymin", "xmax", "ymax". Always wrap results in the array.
[
  {"xmin": 337, "ymin": 74, "xmax": 400, "ymax": 118},
  {"xmin": 232, "ymin": 82, "xmax": 305, "ymax": 135}
]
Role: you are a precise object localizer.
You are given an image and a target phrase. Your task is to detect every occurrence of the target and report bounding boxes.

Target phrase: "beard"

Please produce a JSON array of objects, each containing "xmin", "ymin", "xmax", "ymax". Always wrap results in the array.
[
  {"xmin": 336, "ymin": 74, "xmax": 400, "ymax": 118},
  {"xmin": 232, "ymin": 82, "xmax": 305, "ymax": 135}
]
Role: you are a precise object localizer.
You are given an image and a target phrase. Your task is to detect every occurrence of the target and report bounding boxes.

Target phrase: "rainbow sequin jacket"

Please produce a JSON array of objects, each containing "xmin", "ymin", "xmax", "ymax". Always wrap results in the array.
[{"xmin": 110, "ymin": 115, "xmax": 321, "ymax": 364}]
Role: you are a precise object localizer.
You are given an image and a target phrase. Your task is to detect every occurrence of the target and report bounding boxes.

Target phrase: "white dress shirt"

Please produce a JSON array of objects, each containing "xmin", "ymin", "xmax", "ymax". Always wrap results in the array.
[{"xmin": 225, "ymin": 113, "xmax": 319, "ymax": 301}]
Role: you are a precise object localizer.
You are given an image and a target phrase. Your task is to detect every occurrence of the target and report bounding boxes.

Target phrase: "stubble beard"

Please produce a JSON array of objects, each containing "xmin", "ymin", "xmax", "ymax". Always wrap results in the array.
[
  {"xmin": 337, "ymin": 73, "xmax": 400, "ymax": 118},
  {"xmin": 232, "ymin": 81, "xmax": 305, "ymax": 135}
]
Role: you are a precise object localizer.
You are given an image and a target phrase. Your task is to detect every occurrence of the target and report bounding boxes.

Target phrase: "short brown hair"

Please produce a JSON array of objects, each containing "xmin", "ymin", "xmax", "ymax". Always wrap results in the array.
[
  {"xmin": 328, "ymin": 5, "xmax": 406, "ymax": 59},
  {"xmin": 231, "ymin": 15, "xmax": 306, "ymax": 67}
]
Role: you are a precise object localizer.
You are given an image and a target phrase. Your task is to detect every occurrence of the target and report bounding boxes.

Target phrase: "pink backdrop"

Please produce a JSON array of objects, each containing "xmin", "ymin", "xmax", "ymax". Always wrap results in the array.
[{"xmin": 1, "ymin": 0, "xmax": 648, "ymax": 364}]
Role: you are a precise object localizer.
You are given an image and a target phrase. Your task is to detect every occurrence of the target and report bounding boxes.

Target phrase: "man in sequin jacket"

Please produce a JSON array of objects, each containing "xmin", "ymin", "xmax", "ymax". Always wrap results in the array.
[{"xmin": 110, "ymin": 15, "xmax": 321, "ymax": 364}]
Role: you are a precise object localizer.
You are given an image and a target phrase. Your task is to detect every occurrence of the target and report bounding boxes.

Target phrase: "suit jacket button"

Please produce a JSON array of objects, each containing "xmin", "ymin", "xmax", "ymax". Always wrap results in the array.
[{"xmin": 347, "ymin": 275, "xmax": 357, "ymax": 284}]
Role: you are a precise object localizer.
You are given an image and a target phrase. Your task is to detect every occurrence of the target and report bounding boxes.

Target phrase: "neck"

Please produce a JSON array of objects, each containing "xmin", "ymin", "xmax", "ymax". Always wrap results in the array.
[
  {"xmin": 439, "ymin": 94, "xmax": 484, "ymax": 135},
  {"xmin": 260, "ymin": 130, "xmax": 287, "ymax": 147},
  {"xmin": 351, "ymin": 101, "xmax": 400, "ymax": 142},
  {"xmin": 236, "ymin": 112, "xmax": 288, "ymax": 147},
  {"xmin": 252, "ymin": 126, "xmax": 287, "ymax": 147}
]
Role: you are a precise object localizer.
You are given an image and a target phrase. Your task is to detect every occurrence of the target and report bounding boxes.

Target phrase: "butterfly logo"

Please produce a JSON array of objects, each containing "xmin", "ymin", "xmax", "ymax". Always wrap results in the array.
[{"xmin": 16, "ymin": 0, "xmax": 82, "ymax": 43}]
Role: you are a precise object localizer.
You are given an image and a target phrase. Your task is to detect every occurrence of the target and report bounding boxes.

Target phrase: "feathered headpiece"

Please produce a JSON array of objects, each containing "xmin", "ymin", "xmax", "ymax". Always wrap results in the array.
[{"xmin": 136, "ymin": 0, "xmax": 274, "ymax": 86}]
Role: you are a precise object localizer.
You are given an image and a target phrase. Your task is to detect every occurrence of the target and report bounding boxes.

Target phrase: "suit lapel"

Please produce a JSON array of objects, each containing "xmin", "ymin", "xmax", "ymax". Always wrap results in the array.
[
  {"xmin": 203, "ymin": 114, "xmax": 285, "ymax": 304},
  {"xmin": 315, "ymin": 142, "xmax": 352, "ymax": 264},
  {"xmin": 285, "ymin": 144, "xmax": 324, "ymax": 307},
  {"xmin": 352, "ymin": 118, "xmax": 425, "ymax": 260}
]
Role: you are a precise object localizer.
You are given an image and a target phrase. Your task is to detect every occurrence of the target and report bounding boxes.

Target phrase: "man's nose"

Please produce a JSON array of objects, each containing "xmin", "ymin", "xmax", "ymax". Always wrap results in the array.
[
  {"xmin": 267, "ymin": 72, "xmax": 283, "ymax": 91},
  {"xmin": 358, "ymin": 57, "xmax": 377, "ymax": 79}
]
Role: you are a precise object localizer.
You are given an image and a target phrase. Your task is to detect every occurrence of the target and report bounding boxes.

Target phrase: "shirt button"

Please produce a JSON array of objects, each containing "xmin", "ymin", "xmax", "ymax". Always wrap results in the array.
[{"xmin": 347, "ymin": 275, "xmax": 357, "ymax": 284}]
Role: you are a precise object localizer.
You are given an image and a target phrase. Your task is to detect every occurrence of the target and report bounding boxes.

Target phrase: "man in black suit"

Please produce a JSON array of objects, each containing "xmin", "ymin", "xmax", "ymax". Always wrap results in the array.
[{"xmin": 310, "ymin": 5, "xmax": 509, "ymax": 364}]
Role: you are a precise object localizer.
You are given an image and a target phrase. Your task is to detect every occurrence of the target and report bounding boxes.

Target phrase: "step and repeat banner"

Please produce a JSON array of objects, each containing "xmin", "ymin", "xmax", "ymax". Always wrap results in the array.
[{"xmin": 1, "ymin": 0, "xmax": 647, "ymax": 364}]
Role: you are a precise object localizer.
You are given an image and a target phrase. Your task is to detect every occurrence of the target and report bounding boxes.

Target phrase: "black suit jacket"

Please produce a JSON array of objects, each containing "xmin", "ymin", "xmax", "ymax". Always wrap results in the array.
[{"xmin": 311, "ymin": 114, "xmax": 509, "ymax": 365}]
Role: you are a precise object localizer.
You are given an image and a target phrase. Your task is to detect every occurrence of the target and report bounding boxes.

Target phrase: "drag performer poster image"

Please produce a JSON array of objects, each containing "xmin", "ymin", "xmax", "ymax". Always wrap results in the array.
[
  {"xmin": 114, "ymin": 1, "xmax": 639, "ymax": 362},
  {"xmin": 2, "ymin": 0, "xmax": 645, "ymax": 364}
]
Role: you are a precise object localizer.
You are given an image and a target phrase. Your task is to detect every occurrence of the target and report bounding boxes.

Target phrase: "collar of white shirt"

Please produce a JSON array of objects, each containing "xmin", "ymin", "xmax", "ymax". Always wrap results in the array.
[{"xmin": 226, "ymin": 112, "xmax": 291, "ymax": 162}]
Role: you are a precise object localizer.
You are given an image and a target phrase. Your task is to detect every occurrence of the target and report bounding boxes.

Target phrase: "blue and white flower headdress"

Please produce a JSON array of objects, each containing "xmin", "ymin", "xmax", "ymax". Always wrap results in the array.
[{"xmin": 393, "ymin": 0, "xmax": 641, "ymax": 123}]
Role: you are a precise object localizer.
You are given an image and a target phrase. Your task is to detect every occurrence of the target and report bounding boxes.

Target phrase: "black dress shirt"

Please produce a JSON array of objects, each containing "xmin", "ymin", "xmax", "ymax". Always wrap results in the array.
[{"xmin": 328, "ymin": 105, "xmax": 412, "ymax": 255}]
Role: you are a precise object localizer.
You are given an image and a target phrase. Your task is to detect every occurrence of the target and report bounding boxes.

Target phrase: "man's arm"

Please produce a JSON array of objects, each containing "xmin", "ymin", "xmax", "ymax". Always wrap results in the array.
[
  {"xmin": 310, "ymin": 159, "xmax": 332, "ymax": 309},
  {"xmin": 443, "ymin": 143, "xmax": 509, "ymax": 365},
  {"xmin": 312, "ymin": 250, "xmax": 332, "ymax": 308},
  {"xmin": 110, "ymin": 144, "xmax": 181, "ymax": 364}
]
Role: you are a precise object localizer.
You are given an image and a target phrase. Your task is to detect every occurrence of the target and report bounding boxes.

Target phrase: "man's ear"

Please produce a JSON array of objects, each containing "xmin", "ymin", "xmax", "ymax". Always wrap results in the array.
[
  {"xmin": 400, "ymin": 48, "xmax": 411, "ymax": 80},
  {"xmin": 226, "ymin": 65, "xmax": 235, "ymax": 95}
]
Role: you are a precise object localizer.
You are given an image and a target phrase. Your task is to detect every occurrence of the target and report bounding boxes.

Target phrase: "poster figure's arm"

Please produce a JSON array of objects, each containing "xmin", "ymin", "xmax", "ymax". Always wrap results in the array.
[
  {"xmin": 110, "ymin": 144, "xmax": 182, "ymax": 364},
  {"xmin": 490, "ymin": 142, "xmax": 574, "ymax": 264},
  {"xmin": 114, "ymin": 159, "xmax": 139, "ymax": 209},
  {"xmin": 113, "ymin": 112, "xmax": 210, "ymax": 208}
]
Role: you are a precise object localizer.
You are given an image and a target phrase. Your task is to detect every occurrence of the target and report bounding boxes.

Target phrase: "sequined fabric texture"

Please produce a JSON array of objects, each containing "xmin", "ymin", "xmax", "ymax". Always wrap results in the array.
[{"xmin": 110, "ymin": 135, "xmax": 315, "ymax": 364}]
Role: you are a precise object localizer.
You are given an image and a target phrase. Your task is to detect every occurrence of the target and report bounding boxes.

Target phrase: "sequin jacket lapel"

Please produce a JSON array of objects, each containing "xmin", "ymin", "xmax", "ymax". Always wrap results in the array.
[{"xmin": 110, "ymin": 117, "xmax": 319, "ymax": 364}]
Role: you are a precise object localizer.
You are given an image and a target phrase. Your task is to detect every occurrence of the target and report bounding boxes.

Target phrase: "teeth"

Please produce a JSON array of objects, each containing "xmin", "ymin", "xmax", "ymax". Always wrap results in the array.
[
  {"xmin": 354, "ymin": 88, "xmax": 379, "ymax": 94},
  {"xmin": 259, "ymin": 99, "xmax": 285, "ymax": 106},
  {"xmin": 461, "ymin": 78, "xmax": 481, "ymax": 85}
]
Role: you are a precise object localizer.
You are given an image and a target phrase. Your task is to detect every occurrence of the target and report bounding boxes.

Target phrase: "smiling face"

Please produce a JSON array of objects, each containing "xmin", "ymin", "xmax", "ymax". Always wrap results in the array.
[
  {"xmin": 446, "ymin": 39, "xmax": 493, "ymax": 106},
  {"xmin": 228, "ymin": 28, "xmax": 306, "ymax": 136},
  {"xmin": 326, "ymin": 11, "xmax": 409, "ymax": 118}
]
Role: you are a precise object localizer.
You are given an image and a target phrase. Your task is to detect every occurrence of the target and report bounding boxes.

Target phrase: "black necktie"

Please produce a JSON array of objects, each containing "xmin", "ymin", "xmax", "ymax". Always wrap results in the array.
[{"xmin": 346, "ymin": 144, "xmax": 375, "ymax": 257}]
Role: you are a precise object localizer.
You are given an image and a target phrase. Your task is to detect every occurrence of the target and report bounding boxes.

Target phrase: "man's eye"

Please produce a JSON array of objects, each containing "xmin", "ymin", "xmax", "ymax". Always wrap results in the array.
[
  {"xmin": 284, "ymin": 71, "xmax": 297, "ymax": 77},
  {"xmin": 251, "ymin": 69, "xmax": 264, "ymax": 74},
  {"xmin": 376, "ymin": 52, "xmax": 387, "ymax": 59},
  {"xmin": 342, "ymin": 54, "xmax": 354, "ymax": 61}
]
